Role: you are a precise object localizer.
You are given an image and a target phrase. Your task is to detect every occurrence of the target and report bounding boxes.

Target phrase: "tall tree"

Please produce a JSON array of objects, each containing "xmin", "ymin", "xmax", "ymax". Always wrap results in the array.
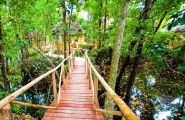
[
  {"xmin": 62, "ymin": 0, "xmax": 67, "ymax": 59},
  {"xmin": 104, "ymin": 0, "xmax": 131, "ymax": 119},
  {"xmin": 124, "ymin": 0, "xmax": 155, "ymax": 106},
  {"xmin": 0, "ymin": 10, "xmax": 10, "ymax": 92}
]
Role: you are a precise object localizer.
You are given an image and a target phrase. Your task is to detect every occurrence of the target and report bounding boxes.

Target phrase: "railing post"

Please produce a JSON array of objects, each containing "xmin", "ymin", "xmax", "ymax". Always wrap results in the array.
[
  {"xmin": 85, "ymin": 51, "xmax": 87, "ymax": 72},
  {"xmin": 0, "ymin": 104, "xmax": 12, "ymax": 120},
  {"xmin": 85, "ymin": 55, "xmax": 87, "ymax": 71},
  {"xmin": 62, "ymin": 63, "xmax": 66, "ymax": 89},
  {"xmin": 71, "ymin": 55, "xmax": 73, "ymax": 71},
  {"xmin": 87, "ymin": 62, "xmax": 89, "ymax": 79},
  {"xmin": 73, "ymin": 51, "xmax": 75, "ymax": 66},
  {"xmin": 68, "ymin": 56, "xmax": 71, "ymax": 79},
  {"xmin": 52, "ymin": 72, "xmax": 58, "ymax": 107},
  {"xmin": 94, "ymin": 76, "xmax": 98, "ymax": 109},
  {"xmin": 122, "ymin": 117, "xmax": 126, "ymax": 120},
  {"xmin": 89, "ymin": 65, "xmax": 91, "ymax": 89}
]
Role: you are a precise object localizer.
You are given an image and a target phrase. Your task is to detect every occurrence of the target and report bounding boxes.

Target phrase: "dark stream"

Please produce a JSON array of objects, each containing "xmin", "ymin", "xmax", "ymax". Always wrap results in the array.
[
  {"xmin": 131, "ymin": 74, "xmax": 185, "ymax": 120},
  {"xmin": 10, "ymin": 84, "xmax": 54, "ymax": 119}
]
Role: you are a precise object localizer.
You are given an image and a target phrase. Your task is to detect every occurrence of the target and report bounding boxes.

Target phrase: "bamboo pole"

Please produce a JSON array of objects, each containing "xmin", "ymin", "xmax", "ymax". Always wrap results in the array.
[
  {"xmin": 57, "ymin": 66, "xmax": 62, "ymax": 106},
  {"xmin": 89, "ymin": 67, "xmax": 95, "ymax": 106},
  {"xmin": 68, "ymin": 56, "xmax": 71, "ymax": 79},
  {"xmin": 71, "ymin": 55, "xmax": 73, "ymax": 71},
  {"xmin": 62, "ymin": 63, "xmax": 65, "ymax": 89},
  {"xmin": 0, "ymin": 52, "xmax": 75, "ymax": 109},
  {"xmin": 87, "ymin": 62, "xmax": 89, "ymax": 79},
  {"xmin": 85, "ymin": 51, "xmax": 139, "ymax": 120},
  {"xmin": 73, "ymin": 51, "xmax": 75, "ymax": 66},
  {"xmin": 85, "ymin": 55, "xmax": 87, "ymax": 71},
  {"xmin": 88, "ymin": 65, "xmax": 91, "ymax": 89},
  {"xmin": 52, "ymin": 72, "xmax": 58, "ymax": 107},
  {"xmin": 11, "ymin": 101, "xmax": 56, "ymax": 109},
  {"xmin": 0, "ymin": 104, "xmax": 12, "ymax": 120},
  {"xmin": 94, "ymin": 76, "xmax": 98, "ymax": 109}
]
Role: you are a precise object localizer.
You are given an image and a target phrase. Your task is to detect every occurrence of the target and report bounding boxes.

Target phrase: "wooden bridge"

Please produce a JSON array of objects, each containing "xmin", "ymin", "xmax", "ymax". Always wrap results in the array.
[{"xmin": 0, "ymin": 50, "xmax": 139, "ymax": 120}]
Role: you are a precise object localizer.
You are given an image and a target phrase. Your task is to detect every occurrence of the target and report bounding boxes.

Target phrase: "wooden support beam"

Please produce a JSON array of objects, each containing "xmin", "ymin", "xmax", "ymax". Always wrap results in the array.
[
  {"xmin": 0, "ymin": 104, "xmax": 12, "ymax": 120},
  {"xmin": 94, "ymin": 76, "xmax": 98, "ymax": 109},
  {"xmin": 11, "ymin": 101, "xmax": 56, "ymax": 109},
  {"xmin": 89, "ymin": 66, "xmax": 91, "ymax": 89},
  {"xmin": 87, "ymin": 62, "xmax": 89, "ymax": 79},
  {"xmin": 68, "ymin": 57, "xmax": 71, "ymax": 78},
  {"xmin": 73, "ymin": 52, "xmax": 75, "ymax": 66},
  {"xmin": 85, "ymin": 51, "xmax": 139, "ymax": 120},
  {"xmin": 52, "ymin": 72, "xmax": 58, "ymax": 107},
  {"xmin": 62, "ymin": 63, "xmax": 66, "ymax": 89}
]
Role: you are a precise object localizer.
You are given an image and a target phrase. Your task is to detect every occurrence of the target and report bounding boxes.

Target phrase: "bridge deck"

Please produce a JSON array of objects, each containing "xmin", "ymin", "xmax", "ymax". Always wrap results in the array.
[{"xmin": 42, "ymin": 58, "xmax": 104, "ymax": 120}]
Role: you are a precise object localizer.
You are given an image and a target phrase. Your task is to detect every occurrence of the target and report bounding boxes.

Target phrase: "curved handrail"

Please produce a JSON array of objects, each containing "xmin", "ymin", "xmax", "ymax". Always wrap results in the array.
[
  {"xmin": 85, "ymin": 51, "xmax": 139, "ymax": 120},
  {"xmin": 0, "ymin": 51, "xmax": 75, "ymax": 109}
]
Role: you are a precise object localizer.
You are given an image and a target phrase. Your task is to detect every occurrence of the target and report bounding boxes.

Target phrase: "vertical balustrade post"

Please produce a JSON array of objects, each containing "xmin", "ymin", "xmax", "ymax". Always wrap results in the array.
[
  {"xmin": 85, "ymin": 51, "xmax": 87, "ymax": 72},
  {"xmin": 62, "ymin": 63, "xmax": 66, "ymax": 89},
  {"xmin": 71, "ymin": 55, "xmax": 73, "ymax": 71},
  {"xmin": 85, "ymin": 55, "xmax": 87, "ymax": 71},
  {"xmin": 122, "ymin": 117, "xmax": 126, "ymax": 120},
  {"xmin": 94, "ymin": 76, "xmax": 98, "ymax": 109},
  {"xmin": 73, "ymin": 51, "xmax": 75, "ymax": 66},
  {"xmin": 0, "ymin": 104, "xmax": 12, "ymax": 120},
  {"xmin": 68, "ymin": 56, "xmax": 71, "ymax": 79},
  {"xmin": 87, "ymin": 62, "xmax": 89, "ymax": 79},
  {"xmin": 89, "ymin": 66, "xmax": 91, "ymax": 89},
  {"xmin": 52, "ymin": 72, "xmax": 58, "ymax": 107}
]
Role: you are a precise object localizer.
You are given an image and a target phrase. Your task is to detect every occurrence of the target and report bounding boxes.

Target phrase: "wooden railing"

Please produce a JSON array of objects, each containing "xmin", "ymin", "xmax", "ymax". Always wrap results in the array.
[
  {"xmin": 0, "ymin": 49, "xmax": 139, "ymax": 120},
  {"xmin": 0, "ymin": 51, "xmax": 75, "ymax": 119},
  {"xmin": 85, "ymin": 51, "xmax": 139, "ymax": 120}
]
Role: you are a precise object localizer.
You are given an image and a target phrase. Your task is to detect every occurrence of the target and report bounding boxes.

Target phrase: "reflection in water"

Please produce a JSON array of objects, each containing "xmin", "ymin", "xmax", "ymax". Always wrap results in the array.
[
  {"xmin": 12, "ymin": 85, "xmax": 54, "ymax": 120},
  {"xmin": 132, "ymin": 75, "xmax": 184, "ymax": 120}
]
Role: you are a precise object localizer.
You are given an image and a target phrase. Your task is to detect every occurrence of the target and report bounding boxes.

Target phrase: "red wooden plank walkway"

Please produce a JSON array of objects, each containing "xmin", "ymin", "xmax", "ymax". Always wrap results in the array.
[{"xmin": 42, "ymin": 58, "xmax": 104, "ymax": 120}]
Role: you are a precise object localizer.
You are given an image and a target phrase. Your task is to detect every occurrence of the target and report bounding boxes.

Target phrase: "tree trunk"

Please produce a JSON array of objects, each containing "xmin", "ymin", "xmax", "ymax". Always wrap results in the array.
[
  {"xmin": 62, "ymin": 0, "xmax": 67, "ymax": 59},
  {"xmin": 104, "ymin": 0, "xmax": 130, "ymax": 119},
  {"xmin": 115, "ymin": 55, "xmax": 130, "ymax": 94},
  {"xmin": 155, "ymin": 11, "xmax": 167, "ymax": 33},
  {"xmin": 124, "ymin": 42, "xmax": 143, "ymax": 105},
  {"xmin": 68, "ymin": 5, "xmax": 73, "ymax": 54},
  {"xmin": 98, "ymin": 1, "xmax": 102, "ymax": 48},
  {"xmin": 113, "ymin": 41, "xmax": 138, "ymax": 120},
  {"xmin": 124, "ymin": 0, "xmax": 155, "ymax": 106},
  {"xmin": 0, "ymin": 14, "xmax": 10, "ymax": 92},
  {"xmin": 102, "ymin": 0, "xmax": 107, "ymax": 46}
]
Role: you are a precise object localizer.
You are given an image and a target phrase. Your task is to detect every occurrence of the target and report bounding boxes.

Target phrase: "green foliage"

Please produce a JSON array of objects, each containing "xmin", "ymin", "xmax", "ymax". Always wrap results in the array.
[
  {"xmin": 78, "ymin": 44, "xmax": 93, "ymax": 50},
  {"xmin": 178, "ymin": 66, "xmax": 185, "ymax": 71},
  {"xmin": 36, "ymin": 108, "xmax": 45, "ymax": 116},
  {"xmin": 179, "ymin": 44, "xmax": 185, "ymax": 55},
  {"xmin": 12, "ymin": 104, "xmax": 22, "ymax": 114},
  {"xmin": 0, "ymin": 91, "xmax": 8, "ymax": 99},
  {"xmin": 165, "ymin": 7, "xmax": 185, "ymax": 30},
  {"xmin": 180, "ymin": 116, "xmax": 185, "ymax": 120}
]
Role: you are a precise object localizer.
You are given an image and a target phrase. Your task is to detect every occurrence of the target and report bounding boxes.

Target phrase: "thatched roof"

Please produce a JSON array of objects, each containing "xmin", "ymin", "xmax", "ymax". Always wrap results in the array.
[
  {"xmin": 70, "ymin": 22, "xmax": 81, "ymax": 31},
  {"xmin": 53, "ymin": 21, "xmax": 81, "ymax": 32}
]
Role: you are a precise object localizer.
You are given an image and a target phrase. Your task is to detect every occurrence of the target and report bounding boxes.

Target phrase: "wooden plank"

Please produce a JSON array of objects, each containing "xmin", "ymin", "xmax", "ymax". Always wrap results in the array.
[
  {"xmin": 43, "ymin": 117, "xmax": 96, "ymax": 120},
  {"xmin": 42, "ymin": 58, "xmax": 104, "ymax": 120},
  {"xmin": 48, "ymin": 106, "xmax": 94, "ymax": 111},
  {"xmin": 60, "ymin": 90, "xmax": 92, "ymax": 94},
  {"xmin": 46, "ymin": 109, "xmax": 94, "ymax": 114},
  {"xmin": 59, "ymin": 98, "xmax": 92, "ymax": 102},
  {"xmin": 44, "ymin": 112, "xmax": 96, "ymax": 119}
]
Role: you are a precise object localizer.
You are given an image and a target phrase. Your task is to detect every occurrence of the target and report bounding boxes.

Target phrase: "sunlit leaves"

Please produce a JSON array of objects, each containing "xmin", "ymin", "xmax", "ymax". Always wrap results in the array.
[
  {"xmin": 178, "ymin": 66, "xmax": 185, "ymax": 71},
  {"xmin": 166, "ymin": 9, "xmax": 185, "ymax": 30}
]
